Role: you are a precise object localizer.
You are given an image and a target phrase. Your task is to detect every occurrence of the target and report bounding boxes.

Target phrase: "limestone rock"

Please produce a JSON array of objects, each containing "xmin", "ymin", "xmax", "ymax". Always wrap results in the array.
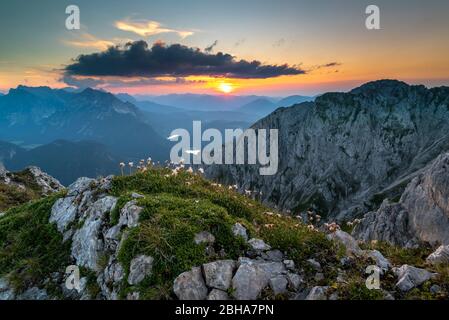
[
  {"xmin": 67, "ymin": 177, "xmax": 95, "ymax": 196},
  {"xmin": 70, "ymin": 196, "xmax": 117, "ymax": 271},
  {"xmin": 27, "ymin": 166, "xmax": 64, "ymax": 194},
  {"xmin": 365, "ymin": 250, "xmax": 391, "ymax": 272},
  {"xmin": 71, "ymin": 215, "xmax": 103, "ymax": 271},
  {"xmin": 287, "ymin": 272, "xmax": 304, "ymax": 290},
  {"xmin": 50, "ymin": 196, "xmax": 77, "ymax": 232},
  {"xmin": 269, "ymin": 275, "xmax": 288, "ymax": 295},
  {"xmin": 248, "ymin": 238, "xmax": 271, "ymax": 251},
  {"xmin": 261, "ymin": 250, "xmax": 284, "ymax": 262},
  {"xmin": 327, "ymin": 230, "xmax": 362, "ymax": 256},
  {"xmin": 0, "ymin": 278, "xmax": 15, "ymax": 300},
  {"xmin": 283, "ymin": 260, "xmax": 295, "ymax": 270},
  {"xmin": 207, "ymin": 289, "xmax": 230, "ymax": 300},
  {"xmin": 119, "ymin": 200, "xmax": 143, "ymax": 228},
  {"xmin": 354, "ymin": 153, "xmax": 449, "ymax": 247},
  {"xmin": 393, "ymin": 265, "xmax": 437, "ymax": 291},
  {"xmin": 232, "ymin": 258, "xmax": 287, "ymax": 300},
  {"xmin": 305, "ymin": 286, "xmax": 329, "ymax": 300},
  {"xmin": 426, "ymin": 245, "xmax": 449, "ymax": 265},
  {"xmin": 173, "ymin": 267, "xmax": 208, "ymax": 300},
  {"xmin": 128, "ymin": 255, "xmax": 154, "ymax": 285},
  {"xmin": 231, "ymin": 263, "xmax": 268, "ymax": 300},
  {"xmin": 17, "ymin": 287, "xmax": 49, "ymax": 300},
  {"xmin": 203, "ymin": 260, "xmax": 236, "ymax": 291},
  {"xmin": 232, "ymin": 223, "xmax": 248, "ymax": 241}
]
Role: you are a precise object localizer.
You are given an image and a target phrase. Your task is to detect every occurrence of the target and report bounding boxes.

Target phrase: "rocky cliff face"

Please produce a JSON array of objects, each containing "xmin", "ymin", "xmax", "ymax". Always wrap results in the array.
[
  {"xmin": 353, "ymin": 152, "xmax": 449, "ymax": 247},
  {"xmin": 207, "ymin": 80, "xmax": 449, "ymax": 220}
]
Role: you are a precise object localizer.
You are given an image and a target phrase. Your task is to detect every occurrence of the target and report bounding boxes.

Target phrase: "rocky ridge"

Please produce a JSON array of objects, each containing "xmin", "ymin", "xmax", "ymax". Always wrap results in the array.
[
  {"xmin": 0, "ymin": 167, "xmax": 447, "ymax": 300},
  {"xmin": 206, "ymin": 80, "xmax": 449, "ymax": 221},
  {"xmin": 353, "ymin": 152, "xmax": 449, "ymax": 247}
]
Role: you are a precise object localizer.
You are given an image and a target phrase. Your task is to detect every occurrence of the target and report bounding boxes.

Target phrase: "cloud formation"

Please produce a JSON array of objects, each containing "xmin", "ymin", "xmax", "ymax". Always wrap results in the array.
[
  {"xmin": 64, "ymin": 41, "xmax": 305, "ymax": 79},
  {"xmin": 316, "ymin": 62, "xmax": 342, "ymax": 69},
  {"xmin": 115, "ymin": 20, "xmax": 193, "ymax": 38},
  {"xmin": 205, "ymin": 40, "xmax": 218, "ymax": 53},
  {"xmin": 63, "ymin": 33, "xmax": 115, "ymax": 50},
  {"xmin": 62, "ymin": 74, "xmax": 204, "ymax": 89}
]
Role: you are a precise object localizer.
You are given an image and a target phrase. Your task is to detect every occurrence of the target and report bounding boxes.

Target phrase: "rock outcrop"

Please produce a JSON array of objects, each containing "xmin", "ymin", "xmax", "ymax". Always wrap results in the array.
[
  {"xmin": 426, "ymin": 245, "xmax": 449, "ymax": 265},
  {"xmin": 353, "ymin": 153, "xmax": 449, "ymax": 247},
  {"xmin": 393, "ymin": 265, "xmax": 437, "ymax": 292}
]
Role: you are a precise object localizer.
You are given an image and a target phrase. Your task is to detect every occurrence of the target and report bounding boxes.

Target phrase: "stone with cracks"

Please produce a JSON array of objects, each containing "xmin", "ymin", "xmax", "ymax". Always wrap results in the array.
[
  {"xmin": 203, "ymin": 260, "xmax": 236, "ymax": 291},
  {"xmin": 173, "ymin": 267, "xmax": 208, "ymax": 300}
]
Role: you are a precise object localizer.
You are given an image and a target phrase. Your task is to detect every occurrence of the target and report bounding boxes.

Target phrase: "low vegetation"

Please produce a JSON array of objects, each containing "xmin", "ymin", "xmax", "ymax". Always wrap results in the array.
[{"xmin": 0, "ymin": 166, "xmax": 447, "ymax": 300}]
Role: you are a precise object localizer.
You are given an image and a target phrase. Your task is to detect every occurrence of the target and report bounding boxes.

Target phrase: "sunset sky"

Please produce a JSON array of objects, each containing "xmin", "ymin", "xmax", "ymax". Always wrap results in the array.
[{"xmin": 1, "ymin": 0, "xmax": 449, "ymax": 96}]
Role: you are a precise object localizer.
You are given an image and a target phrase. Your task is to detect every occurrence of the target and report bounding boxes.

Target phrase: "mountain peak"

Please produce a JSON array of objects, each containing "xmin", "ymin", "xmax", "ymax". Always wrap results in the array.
[{"xmin": 350, "ymin": 79, "xmax": 412, "ymax": 95}]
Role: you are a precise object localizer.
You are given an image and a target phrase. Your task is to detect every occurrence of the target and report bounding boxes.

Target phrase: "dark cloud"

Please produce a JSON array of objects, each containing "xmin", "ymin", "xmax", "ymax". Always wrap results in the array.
[
  {"xmin": 205, "ymin": 40, "xmax": 218, "ymax": 53},
  {"xmin": 317, "ymin": 62, "xmax": 342, "ymax": 69},
  {"xmin": 62, "ymin": 74, "xmax": 103, "ymax": 89},
  {"xmin": 64, "ymin": 41, "xmax": 305, "ymax": 79}
]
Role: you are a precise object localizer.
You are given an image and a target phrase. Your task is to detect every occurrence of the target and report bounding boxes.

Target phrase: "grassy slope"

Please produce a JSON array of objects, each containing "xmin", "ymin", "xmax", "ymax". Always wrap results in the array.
[
  {"xmin": 0, "ymin": 169, "xmax": 45, "ymax": 212},
  {"xmin": 0, "ymin": 167, "xmax": 447, "ymax": 300},
  {"xmin": 110, "ymin": 168, "xmax": 338, "ymax": 299}
]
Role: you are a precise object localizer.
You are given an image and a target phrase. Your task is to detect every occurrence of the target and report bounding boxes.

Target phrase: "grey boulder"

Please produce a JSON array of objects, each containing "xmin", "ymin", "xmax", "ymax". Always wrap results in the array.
[
  {"xmin": 393, "ymin": 265, "xmax": 437, "ymax": 291},
  {"xmin": 128, "ymin": 255, "xmax": 154, "ymax": 285},
  {"xmin": 203, "ymin": 260, "xmax": 236, "ymax": 291},
  {"xmin": 173, "ymin": 267, "xmax": 208, "ymax": 300}
]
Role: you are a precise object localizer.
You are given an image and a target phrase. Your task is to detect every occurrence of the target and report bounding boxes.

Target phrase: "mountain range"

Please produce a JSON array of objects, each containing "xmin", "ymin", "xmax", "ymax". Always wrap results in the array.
[
  {"xmin": 206, "ymin": 80, "xmax": 449, "ymax": 222},
  {"xmin": 0, "ymin": 86, "xmax": 313, "ymax": 184},
  {"xmin": 0, "ymin": 86, "xmax": 169, "ymax": 161}
]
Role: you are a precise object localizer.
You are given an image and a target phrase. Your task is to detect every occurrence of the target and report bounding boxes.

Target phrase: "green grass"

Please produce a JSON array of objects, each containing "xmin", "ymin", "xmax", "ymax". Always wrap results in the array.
[
  {"xmin": 360, "ymin": 241, "xmax": 433, "ymax": 268},
  {"xmin": 108, "ymin": 168, "xmax": 339, "ymax": 299},
  {"xmin": 0, "ymin": 194, "xmax": 71, "ymax": 293}
]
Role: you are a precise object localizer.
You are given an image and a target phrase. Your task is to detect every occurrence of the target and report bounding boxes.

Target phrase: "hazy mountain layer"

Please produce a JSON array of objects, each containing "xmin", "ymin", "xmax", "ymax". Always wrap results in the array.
[
  {"xmin": 0, "ymin": 86, "xmax": 169, "ymax": 161},
  {"xmin": 3, "ymin": 140, "xmax": 119, "ymax": 185}
]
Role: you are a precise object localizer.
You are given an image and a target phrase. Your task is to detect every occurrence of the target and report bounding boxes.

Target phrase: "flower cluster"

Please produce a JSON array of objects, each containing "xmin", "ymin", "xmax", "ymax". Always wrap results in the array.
[
  {"xmin": 346, "ymin": 218, "xmax": 362, "ymax": 228},
  {"xmin": 324, "ymin": 222, "xmax": 340, "ymax": 233},
  {"xmin": 118, "ymin": 157, "xmax": 154, "ymax": 176}
]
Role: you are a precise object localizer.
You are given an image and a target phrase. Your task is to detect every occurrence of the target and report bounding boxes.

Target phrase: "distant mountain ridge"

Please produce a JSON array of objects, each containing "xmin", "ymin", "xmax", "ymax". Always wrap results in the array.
[
  {"xmin": 0, "ymin": 86, "xmax": 169, "ymax": 161},
  {"xmin": 1, "ymin": 140, "xmax": 119, "ymax": 185}
]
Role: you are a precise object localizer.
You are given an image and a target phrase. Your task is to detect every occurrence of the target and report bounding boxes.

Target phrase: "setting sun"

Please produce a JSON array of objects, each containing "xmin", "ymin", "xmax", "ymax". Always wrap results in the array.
[{"xmin": 218, "ymin": 82, "xmax": 233, "ymax": 94}]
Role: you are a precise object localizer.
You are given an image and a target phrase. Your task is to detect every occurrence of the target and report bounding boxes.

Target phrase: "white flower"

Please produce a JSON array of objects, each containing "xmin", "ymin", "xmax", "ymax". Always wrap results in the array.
[
  {"xmin": 128, "ymin": 162, "xmax": 134, "ymax": 167},
  {"xmin": 119, "ymin": 162, "xmax": 125, "ymax": 167},
  {"xmin": 198, "ymin": 168, "xmax": 205, "ymax": 174}
]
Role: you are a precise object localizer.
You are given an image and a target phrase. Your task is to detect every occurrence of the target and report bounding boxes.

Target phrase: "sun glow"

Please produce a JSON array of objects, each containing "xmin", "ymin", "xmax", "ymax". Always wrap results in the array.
[{"xmin": 217, "ymin": 82, "xmax": 234, "ymax": 94}]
